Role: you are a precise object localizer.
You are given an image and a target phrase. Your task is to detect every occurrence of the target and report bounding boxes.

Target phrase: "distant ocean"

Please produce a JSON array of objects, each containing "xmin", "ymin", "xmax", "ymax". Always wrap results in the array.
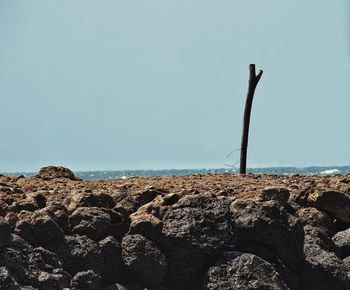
[{"xmin": 3, "ymin": 166, "xmax": 350, "ymax": 180}]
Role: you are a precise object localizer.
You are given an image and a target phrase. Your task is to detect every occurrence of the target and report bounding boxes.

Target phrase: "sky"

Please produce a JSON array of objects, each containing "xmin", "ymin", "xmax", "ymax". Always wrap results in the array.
[{"xmin": 0, "ymin": 0, "xmax": 349, "ymax": 172}]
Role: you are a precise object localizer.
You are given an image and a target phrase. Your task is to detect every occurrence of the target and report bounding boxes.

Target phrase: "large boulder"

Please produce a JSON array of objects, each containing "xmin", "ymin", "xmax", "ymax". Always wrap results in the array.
[
  {"xmin": 31, "ymin": 211, "xmax": 65, "ymax": 245},
  {"xmin": 299, "ymin": 225, "xmax": 350, "ymax": 290},
  {"xmin": 260, "ymin": 187, "xmax": 290, "ymax": 205},
  {"xmin": 230, "ymin": 198, "xmax": 304, "ymax": 271},
  {"xmin": 64, "ymin": 192, "xmax": 115, "ymax": 213},
  {"xmin": 332, "ymin": 228, "xmax": 350, "ymax": 258},
  {"xmin": 14, "ymin": 207, "xmax": 65, "ymax": 246},
  {"xmin": 35, "ymin": 166, "xmax": 79, "ymax": 180},
  {"xmin": 99, "ymin": 236, "xmax": 127, "ymax": 286},
  {"xmin": 128, "ymin": 195, "xmax": 164, "ymax": 241},
  {"xmin": 46, "ymin": 234, "xmax": 104, "ymax": 276},
  {"xmin": 71, "ymin": 270, "xmax": 100, "ymax": 290},
  {"xmin": 201, "ymin": 251, "xmax": 289, "ymax": 290},
  {"xmin": 42, "ymin": 202, "xmax": 70, "ymax": 232},
  {"xmin": 307, "ymin": 190, "xmax": 350, "ymax": 224},
  {"xmin": 1, "ymin": 234, "xmax": 71, "ymax": 289},
  {"xmin": 296, "ymin": 207, "xmax": 334, "ymax": 234},
  {"xmin": 0, "ymin": 266, "xmax": 20, "ymax": 290},
  {"xmin": 122, "ymin": 234, "xmax": 167, "ymax": 288},
  {"xmin": 158, "ymin": 194, "xmax": 234, "ymax": 289},
  {"xmin": 69, "ymin": 207, "xmax": 111, "ymax": 241},
  {"xmin": 0, "ymin": 217, "xmax": 11, "ymax": 247}
]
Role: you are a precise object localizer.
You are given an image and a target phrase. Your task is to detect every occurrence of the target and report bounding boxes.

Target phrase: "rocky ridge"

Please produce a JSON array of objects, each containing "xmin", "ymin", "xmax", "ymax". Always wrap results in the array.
[{"xmin": 0, "ymin": 166, "xmax": 350, "ymax": 289}]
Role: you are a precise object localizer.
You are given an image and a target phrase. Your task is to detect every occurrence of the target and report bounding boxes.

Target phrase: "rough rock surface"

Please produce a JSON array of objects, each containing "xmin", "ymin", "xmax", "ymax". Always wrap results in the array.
[
  {"xmin": 332, "ymin": 228, "xmax": 350, "ymax": 258},
  {"xmin": 299, "ymin": 225, "xmax": 350, "ymax": 290},
  {"xmin": 0, "ymin": 166, "xmax": 349, "ymax": 289},
  {"xmin": 230, "ymin": 197, "xmax": 304, "ymax": 271},
  {"xmin": 35, "ymin": 166, "xmax": 79, "ymax": 181},
  {"xmin": 307, "ymin": 190, "xmax": 350, "ymax": 224},
  {"xmin": 159, "ymin": 194, "xmax": 234, "ymax": 289},
  {"xmin": 71, "ymin": 270, "xmax": 100, "ymax": 290},
  {"xmin": 122, "ymin": 234, "xmax": 167, "ymax": 287},
  {"xmin": 201, "ymin": 251, "xmax": 289, "ymax": 290},
  {"xmin": 0, "ymin": 217, "xmax": 11, "ymax": 247}
]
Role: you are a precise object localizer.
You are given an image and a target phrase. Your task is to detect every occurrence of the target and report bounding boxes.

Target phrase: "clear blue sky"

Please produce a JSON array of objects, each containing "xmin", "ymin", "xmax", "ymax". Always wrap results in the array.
[{"xmin": 0, "ymin": 1, "xmax": 349, "ymax": 172}]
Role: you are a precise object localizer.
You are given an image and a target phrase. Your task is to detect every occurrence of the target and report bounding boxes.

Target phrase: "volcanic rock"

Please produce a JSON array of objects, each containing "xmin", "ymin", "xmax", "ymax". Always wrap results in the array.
[
  {"xmin": 70, "ymin": 207, "xmax": 111, "ymax": 241},
  {"xmin": 0, "ymin": 217, "xmax": 11, "ymax": 247},
  {"xmin": 99, "ymin": 236, "xmax": 127, "ymax": 286},
  {"xmin": 307, "ymin": 190, "xmax": 350, "ymax": 224},
  {"xmin": 1, "ymin": 234, "xmax": 71, "ymax": 289},
  {"xmin": 122, "ymin": 234, "xmax": 167, "ymax": 287},
  {"xmin": 332, "ymin": 228, "xmax": 350, "ymax": 258},
  {"xmin": 299, "ymin": 225, "xmax": 350, "ymax": 290},
  {"xmin": 0, "ymin": 266, "xmax": 19, "ymax": 290},
  {"xmin": 158, "ymin": 194, "xmax": 234, "ymax": 289},
  {"xmin": 296, "ymin": 207, "xmax": 334, "ymax": 234},
  {"xmin": 46, "ymin": 234, "xmax": 104, "ymax": 276},
  {"xmin": 35, "ymin": 166, "xmax": 79, "ymax": 180},
  {"xmin": 71, "ymin": 270, "xmax": 100, "ymax": 290},
  {"xmin": 260, "ymin": 186, "xmax": 290, "ymax": 205},
  {"xmin": 201, "ymin": 251, "xmax": 289, "ymax": 290},
  {"xmin": 230, "ymin": 198, "xmax": 304, "ymax": 271}
]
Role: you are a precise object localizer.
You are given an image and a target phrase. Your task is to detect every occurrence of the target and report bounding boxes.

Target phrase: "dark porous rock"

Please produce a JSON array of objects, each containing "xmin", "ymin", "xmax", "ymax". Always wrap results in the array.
[
  {"xmin": 260, "ymin": 187, "xmax": 290, "ymax": 205},
  {"xmin": 122, "ymin": 234, "xmax": 167, "ymax": 287},
  {"xmin": 230, "ymin": 198, "xmax": 304, "ymax": 272},
  {"xmin": 14, "ymin": 219, "xmax": 35, "ymax": 245},
  {"xmin": 114, "ymin": 196, "xmax": 139, "ymax": 216},
  {"xmin": 0, "ymin": 217, "xmax": 12, "ymax": 247},
  {"xmin": 134, "ymin": 187, "xmax": 162, "ymax": 206},
  {"xmin": 71, "ymin": 270, "xmax": 100, "ymax": 290},
  {"xmin": 43, "ymin": 202, "xmax": 70, "ymax": 232},
  {"xmin": 303, "ymin": 225, "xmax": 340, "ymax": 255},
  {"xmin": 159, "ymin": 194, "xmax": 234, "ymax": 289},
  {"xmin": 129, "ymin": 216, "xmax": 163, "ymax": 241},
  {"xmin": 127, "ymin": 195, "xmax": 164, "ymax": 240},
  {"xmin": 201, "ymin": 251, "xmax": 289, "ymax": 290},
  {"xmin": 64, "ymin": 192, "xmax": 114, "ymax": 213},
  {"xmin": 343, "ymin": 256, "xmax": 350, "ymax": 272},
  {"xmin": 332, "ymin": 228, "xmax": 350, "ymax": 258},
  {"xmin": 4, "ymin": 212, "xmax": 19, "ymax": 231},
  {"xmin": 31, "ymin": 193, "xmax": 47, "ymax": 209},
  {"xmin": 299, "ymin": 225, "xmax": 350, "ymax": 290},
  {"xmin": 99, "ymin": 236, "xmax": 127, "ymax": 286},
  {"xmin": 14, "ymin": 207, "xmax": 65, "ymax": 246},
  {"xmin": 46, "ymin": 234, "xmax": 103, "ymax": 276},
  {"xmin": 161, "ymin": 193, "xmax": 179, "ymax": 206},
  {"xmin": 70, "ymin": 207, "xmax": 111, "ymax": 241},
  {"xmin": 0, "ymin": 266, "xmax": 20, "ymax": 290},
  {"xmin": 307, "ymin": 190, "xmax": 350, "ymax": 224},
  {"xmin": 104, "ymin": 282, "xmax": 147, "ymax": 290},
  {"xmin": 37, "ymin": 270, "xmax": 71, "ymax": 290},
  {"xmin": 15, "ymin": 198, "xmax": 39, "ymax": 212},
  {"xmin": 296, "ymin": 207, "xmax": 334, "ymax": 234},
  {"xmin": 31, "ymin": 210, "xmax": 65, "ymax": 245},
  {"xmin": 35, "ymin": 166, "xmax": 79, "ymax": 181},
  {"xmin": 101, "ymin": 208, "xmax": 129, "ymax": 240},
  {"xmin": 1, "ymin": 234, "xmax": 71, "ymax": 289}
]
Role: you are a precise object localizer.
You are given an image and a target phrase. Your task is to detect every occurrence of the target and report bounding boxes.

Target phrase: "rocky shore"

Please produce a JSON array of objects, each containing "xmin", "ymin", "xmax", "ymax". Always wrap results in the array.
[{"xmin": 1, "ymin": 166, "xmax": 350, "ymax": 290}]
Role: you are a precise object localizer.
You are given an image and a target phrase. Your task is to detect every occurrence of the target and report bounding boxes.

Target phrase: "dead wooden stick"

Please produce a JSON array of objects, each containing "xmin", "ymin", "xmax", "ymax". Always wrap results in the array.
[{"xmin": 239, "ymin": 64, "xmax": 263, "ymax": 174}]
